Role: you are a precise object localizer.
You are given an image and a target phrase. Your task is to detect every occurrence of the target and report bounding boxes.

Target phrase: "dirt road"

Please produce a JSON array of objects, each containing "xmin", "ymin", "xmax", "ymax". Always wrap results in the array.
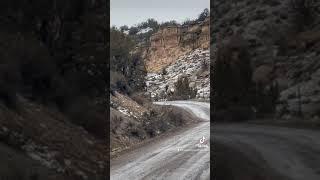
[
  {"xmin": 111, "ymin": 100, "xmax": 320, "ymax": 180},
  {"xmin": 215, "ymin": 123, "xmax": 320, "ymax": 180},
  {"xmin": 110, "ymin": 101, "xmax": 210, "ymax": 180}
]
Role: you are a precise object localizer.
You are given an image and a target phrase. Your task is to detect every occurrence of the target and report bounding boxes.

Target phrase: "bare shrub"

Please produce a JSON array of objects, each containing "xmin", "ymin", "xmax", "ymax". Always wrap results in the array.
[
  {"xmin": 161, "ymin": 68, "xmax": 167, "ymax": 76},
  {"xmin": 144, "ymin": 106, "xmax": 177, "ymax": 137},
  {"xmin": 110, "ymin": 115, "xmax": 122, "ymax": 134},
  {"xmin": 130, "ymin": 92, "xmax": 151, "ymax": 106},
  {"xmin": 144, "ymin": 105, "xmax": 195, "ymax": 137},
  {"xmin": 169, "ymin": 76, "xmax": 197, "ymax": 100},
  {"xmin": 110, "ymin": 71, "xmax": 131, "ymax": 94},
  {"xmin": 201, "ymin": 60, "xmax": 209, "ymax": 71}
]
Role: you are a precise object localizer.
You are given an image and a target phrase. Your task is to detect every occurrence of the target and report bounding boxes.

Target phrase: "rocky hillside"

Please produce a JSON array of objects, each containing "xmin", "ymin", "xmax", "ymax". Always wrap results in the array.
[
  {"xmin": 141, "ymin": 16, "xmax": 210, "ymax": 101},
  {"xmin": 142, "ymin": 17, "xmax": 210, "ymax": 72},
  {"xmin": 0, "ymin": 98, "xmax": 107, "ymax": 179},
  {"xmin": 110, "ymin": 91, "xmax": 200, "ymax": 157},
  {"xmin": 146, "ymin": 49, "xmax": 210, "ymax": 100},
  {"xmin": 110, "ymin": 14, "xmax": 210, "ymax": 157},
  {"xmin": 213, "ymin": 0, "xmax": 320, "ymax": 118},
  {"xmin": 0, "ymin": 0, "xmax": 107, "ymax": 179}
]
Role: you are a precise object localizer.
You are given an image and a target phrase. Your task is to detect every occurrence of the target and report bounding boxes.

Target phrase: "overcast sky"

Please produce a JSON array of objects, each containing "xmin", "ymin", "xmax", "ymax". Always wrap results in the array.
[{"xmin": 111, "ymin": 0, "xmax": 210, "ymax": 27}]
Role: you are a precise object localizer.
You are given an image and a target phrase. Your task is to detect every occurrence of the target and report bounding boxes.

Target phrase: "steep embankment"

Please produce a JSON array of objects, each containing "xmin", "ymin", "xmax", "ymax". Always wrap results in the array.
[
  {"xmin": 0, "ymin": 98, "xmax": 107, "ymax": 180},
  {"xmin": 213, "ymin": 0, "xmax": 320, "ymax": 119}
]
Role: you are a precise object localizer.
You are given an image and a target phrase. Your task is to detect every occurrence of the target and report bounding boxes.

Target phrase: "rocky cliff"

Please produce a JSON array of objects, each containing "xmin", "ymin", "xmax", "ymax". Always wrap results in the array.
[
  {"xmin": 142, "ymin": 17, "xmax": 210, "ymax": 72},
  {"xmin": 213, "ymin": 0, "xmax": 320, "ymax": 119},
  {"xmin": 146, "ymin": 49, "xmax": 210, "ymax": 100}
]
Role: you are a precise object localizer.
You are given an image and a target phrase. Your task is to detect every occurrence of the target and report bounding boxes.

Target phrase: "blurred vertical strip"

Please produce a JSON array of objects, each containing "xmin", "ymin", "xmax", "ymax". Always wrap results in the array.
[
  {"xmin": 106, "ymin": 0, "xmax": 111, "ymax": 178},
  {"xmin": 210, "ymin": 0, "xmax": 215, "ymax": 179}
]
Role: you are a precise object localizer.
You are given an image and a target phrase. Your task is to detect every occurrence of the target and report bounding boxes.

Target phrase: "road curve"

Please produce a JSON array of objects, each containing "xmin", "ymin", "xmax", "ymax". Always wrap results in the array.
[
  {"xmin": 111, "ymin": 101, "xmax": 210, "ymax": 180},
  {"xmin": 215, "ymin": 123, "xmax": 320, "ymax": 180}
]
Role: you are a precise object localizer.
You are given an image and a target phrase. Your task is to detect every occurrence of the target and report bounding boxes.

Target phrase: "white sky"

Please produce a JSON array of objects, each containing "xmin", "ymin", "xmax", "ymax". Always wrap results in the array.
[{"xmin": 110, "ymin": 0, "xmax": 210, "ymax": 27}]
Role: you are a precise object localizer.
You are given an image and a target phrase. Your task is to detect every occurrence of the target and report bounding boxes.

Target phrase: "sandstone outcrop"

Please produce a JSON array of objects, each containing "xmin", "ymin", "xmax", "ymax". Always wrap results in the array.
[{"xmin": 143, "ymin": 17, "xmax": 210, "ymax": 72}]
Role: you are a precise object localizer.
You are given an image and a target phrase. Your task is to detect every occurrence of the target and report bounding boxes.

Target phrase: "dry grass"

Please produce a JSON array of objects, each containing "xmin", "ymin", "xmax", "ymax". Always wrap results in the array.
[
  {"xmin": 111, "ymin": 91, "xmax": 148, "ymax": 118},
  {"xmin": 130, "ymin": 92, "xmax": 151, "ymax": 106}
]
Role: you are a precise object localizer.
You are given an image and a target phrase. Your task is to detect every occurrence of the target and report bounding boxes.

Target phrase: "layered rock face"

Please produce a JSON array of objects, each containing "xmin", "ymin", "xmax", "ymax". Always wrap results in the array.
[
  {"xmin": 143, "ymin": 17, "xmax": 210, "ymax": 72},
  {"xmin": 146, "ymin": 49, "xmax": 210, "ymax": 100},
  {"xmin": 213, "ymin": 0, "xmax": 320, "ymax": 118}
]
